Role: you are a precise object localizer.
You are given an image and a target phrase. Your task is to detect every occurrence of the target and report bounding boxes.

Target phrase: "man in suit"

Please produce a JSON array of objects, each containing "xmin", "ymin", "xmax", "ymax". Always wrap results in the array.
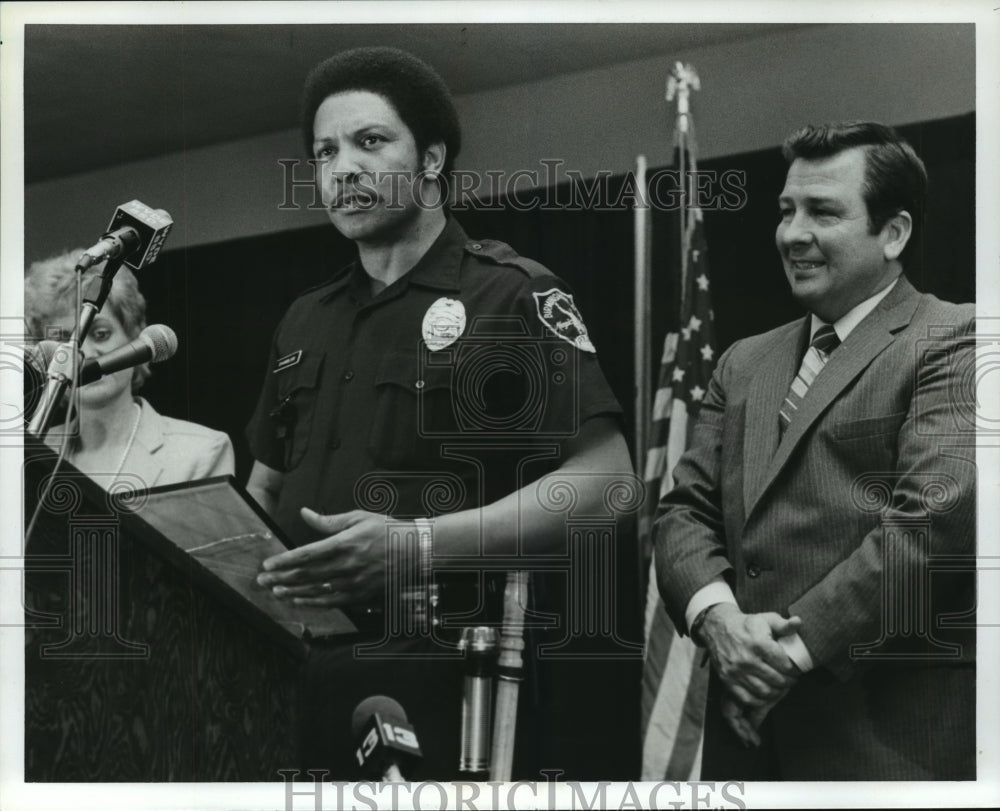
[{"xmin": 653, "ymin": 121, "xmax": 976, "ymax": 780}]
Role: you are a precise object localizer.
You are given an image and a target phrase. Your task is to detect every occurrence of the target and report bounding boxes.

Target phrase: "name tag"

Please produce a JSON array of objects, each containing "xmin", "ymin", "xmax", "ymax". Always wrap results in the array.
[{"xmin": 274, "ymin": 350, "xmax": 302, "ymax": 372}]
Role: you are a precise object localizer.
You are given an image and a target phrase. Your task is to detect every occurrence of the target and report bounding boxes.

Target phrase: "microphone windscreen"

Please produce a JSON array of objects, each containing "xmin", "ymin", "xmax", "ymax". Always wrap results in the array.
[
  {"xmin": 138, "ymin": 324, "xmax": 178, "ymax": 362},
  {"xmin": 351, "ymin": 695, "xmax": 408, "ymax": 738}
]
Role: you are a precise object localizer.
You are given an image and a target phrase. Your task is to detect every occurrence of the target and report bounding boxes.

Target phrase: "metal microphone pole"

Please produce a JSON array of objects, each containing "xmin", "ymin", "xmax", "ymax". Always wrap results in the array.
[
  {"xmin": 458, "ymin": 625, "xmax": 498, "ymax": 776},
  {"xmin": 489, "ymin": 570, "xmax": 528, "ymax": 781},
  {"xmin": 26, "ymin": 258, "xmax": 124, "ymax": 438}
]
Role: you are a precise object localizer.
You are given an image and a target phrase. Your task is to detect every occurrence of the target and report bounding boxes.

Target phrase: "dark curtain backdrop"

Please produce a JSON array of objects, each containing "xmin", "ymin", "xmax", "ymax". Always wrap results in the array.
[
  {"xmin": 140, "ymin": 112, "xmax": 975, "ymax": 477},
  {"xmin": 130, "ymin": 112, "xmax": 972, "ymax": 779}
]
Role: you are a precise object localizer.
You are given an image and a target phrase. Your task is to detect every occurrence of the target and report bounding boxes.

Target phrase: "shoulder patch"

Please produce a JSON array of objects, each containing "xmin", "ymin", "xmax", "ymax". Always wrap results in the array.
[
  {"xmin": 465, "ymin": 239, "xmax": 551, "ymax": 279},
  {"xmin": 533, "ymin": 288, "xmax": 597, "ymax": 353}
]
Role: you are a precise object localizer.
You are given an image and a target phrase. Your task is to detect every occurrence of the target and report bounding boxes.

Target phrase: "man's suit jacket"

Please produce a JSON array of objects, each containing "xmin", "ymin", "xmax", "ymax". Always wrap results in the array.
[{"xmin": 654, "ymin": 277, "xmax": 976, "ymax": 780}]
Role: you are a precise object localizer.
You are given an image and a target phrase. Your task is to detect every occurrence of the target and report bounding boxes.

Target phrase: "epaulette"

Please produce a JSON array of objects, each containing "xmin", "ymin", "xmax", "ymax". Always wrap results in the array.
[{"xmin": 464, "ymin": 239, "xmax": 552, "ymax": 279}]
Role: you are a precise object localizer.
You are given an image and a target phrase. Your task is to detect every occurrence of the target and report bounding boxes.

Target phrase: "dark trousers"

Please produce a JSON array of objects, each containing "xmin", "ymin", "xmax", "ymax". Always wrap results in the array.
[{"xmin": 700, "ymin": 664, "xmax": 975, "ymax": 781}]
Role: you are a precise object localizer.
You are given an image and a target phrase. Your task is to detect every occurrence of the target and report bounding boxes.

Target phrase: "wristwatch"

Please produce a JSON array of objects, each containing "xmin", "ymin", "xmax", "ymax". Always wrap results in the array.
[{"xmin": 689, "ymin": 602, "xmax": 722, "ymax": 647}]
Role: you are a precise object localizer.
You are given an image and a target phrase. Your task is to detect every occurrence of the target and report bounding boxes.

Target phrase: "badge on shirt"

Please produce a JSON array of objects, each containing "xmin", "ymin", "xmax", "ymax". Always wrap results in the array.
[
  {"xmin": 273, "ymin": 349, "xmax": 303, "ymax": 372},
  {"xmin": 533, "ymin": 289, "xmax": 596, "ymax": 353},
  {"xmin": 422, "ymin": 297, "xmax": 466, "ymax": 351}
]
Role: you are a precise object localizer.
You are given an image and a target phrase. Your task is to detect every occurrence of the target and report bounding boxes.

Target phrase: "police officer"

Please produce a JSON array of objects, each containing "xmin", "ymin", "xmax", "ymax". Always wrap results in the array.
[{"xmin": 247, "ymin": 47, "xmax": 631, "ymax": 777}]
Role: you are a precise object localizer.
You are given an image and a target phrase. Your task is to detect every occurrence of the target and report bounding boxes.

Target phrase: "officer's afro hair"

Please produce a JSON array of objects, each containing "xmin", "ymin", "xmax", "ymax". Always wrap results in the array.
[{"xmin": 301, "ymin": 47, "xmax": 461, "ymax": 175}]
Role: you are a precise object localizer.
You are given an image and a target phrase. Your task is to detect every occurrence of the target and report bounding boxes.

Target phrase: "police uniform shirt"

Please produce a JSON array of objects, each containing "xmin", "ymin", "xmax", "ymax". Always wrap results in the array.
[
  {"xmin": 246, "ymin": 217, "xmax": 623, "ymax": 547},
  {"xmin": 246, "ymin": 217, "xmax": 624, "ymax": 778}
]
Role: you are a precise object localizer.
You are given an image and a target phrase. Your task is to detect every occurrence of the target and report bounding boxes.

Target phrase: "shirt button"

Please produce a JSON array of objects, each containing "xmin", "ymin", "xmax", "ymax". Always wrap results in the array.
[
  {"xmin": 343, "ymin": 370, "xmax": 354, "ymax": 381},
  {"xmin": 746, "ymin": 564, "xmax": 761, "ymax": 578},
  {"xmin": 415, "ymin": 379, "xmax": 425, "ymax": 390},
  {"xmin": 470, "ymin": 243, "xmax": 482, "ymax": 250}
]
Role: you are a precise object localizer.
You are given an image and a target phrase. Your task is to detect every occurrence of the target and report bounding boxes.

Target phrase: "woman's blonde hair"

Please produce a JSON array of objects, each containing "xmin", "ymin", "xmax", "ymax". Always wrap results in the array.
[{"xmin": 24, "ymin": 250, "xmax": 151, "ymax": 391}]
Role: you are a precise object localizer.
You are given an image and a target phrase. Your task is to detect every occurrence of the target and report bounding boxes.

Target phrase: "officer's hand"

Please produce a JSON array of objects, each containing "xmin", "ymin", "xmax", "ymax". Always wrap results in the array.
[
  {"xmin": 256, "ymin": 508, "xmax": 395, "ymax": 606},
  {"xmin": 700, "ymin": 603, "xmax": 801, "ymax": 707}
]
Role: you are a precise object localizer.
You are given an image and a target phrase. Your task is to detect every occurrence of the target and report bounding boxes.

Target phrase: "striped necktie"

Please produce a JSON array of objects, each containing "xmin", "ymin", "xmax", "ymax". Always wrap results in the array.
[{"xmin": 779, "ymin": 324, "xmax": 841, "ymax": 435}]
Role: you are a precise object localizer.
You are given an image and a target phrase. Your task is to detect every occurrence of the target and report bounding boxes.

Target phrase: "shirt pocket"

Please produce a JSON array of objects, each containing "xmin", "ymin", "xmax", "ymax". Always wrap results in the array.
[
  {"xmin": 271, "ymin": 352, "xmax": 324, "ymax": 471},
  {"xmin": 368, "ymin": 352, "xmax": 455, "ymax": 468}
]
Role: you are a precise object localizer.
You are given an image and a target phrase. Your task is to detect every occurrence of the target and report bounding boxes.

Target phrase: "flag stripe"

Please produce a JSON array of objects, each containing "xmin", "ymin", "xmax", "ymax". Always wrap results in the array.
[
  {"xmin": 643, "ymin": 445, "xmax": 668, "ymax": 484},
  {"xmin": 663, "ymin": 650, "xmax": 711, "ymax": 779},
  {"xmin": 641, "ymin": 592, "xmax": 675, "ymax": 726},
  {"xmin": 651, "ymin": 385, "xmax": 674, "ymax": 420},
  {"xmin": 664, "ymin": 400, "xmax": 689, "ymax": 498},
  {"xmin": 642, "ymin": 611, "xmax": 699, "ymax": 779},
  {"xmin": 641, "ymin": 165, "xmax": 717, "ymax": 779}
]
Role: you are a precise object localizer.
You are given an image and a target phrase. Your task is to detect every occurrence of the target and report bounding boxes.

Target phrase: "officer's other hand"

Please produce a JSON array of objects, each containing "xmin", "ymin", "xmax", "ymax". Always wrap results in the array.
[
  {"xmin": 700, "ymin": 603, "xmax": 801, "ymax": 707},
  {"xmin": 256, "ymin": 508, "xmax": 391, "ymax": 606}
]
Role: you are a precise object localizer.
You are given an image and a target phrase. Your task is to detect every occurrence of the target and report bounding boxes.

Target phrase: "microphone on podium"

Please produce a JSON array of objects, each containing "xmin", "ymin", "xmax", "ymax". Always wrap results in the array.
[
  {"xmin": 79, "ymin": 324, "xmax": 177, "ymax": 384},
  {"xmin": 351, "ymin": 695, "xmax": 422, "ymax": 782},
  {"xmin": 22, "ymin": 340, "xmax": 64, "ymax": 423},
  {"xmin": 75, "ymin": 200, "xmax": 173, "ymax": 272},
  {"xmin": 458, "ymin": 626, "xmax": 498, "ymax": 776},
  {"xmin": 24, "ymin": 340, "xmax": 61, "ymax": 377},
  {"xmin": 23, "ymin": 327, "xmax": 176, "ymax": 431},
  {"xmin": 29, "ymin": 202, "xmax": 172, "ymax": 437}
]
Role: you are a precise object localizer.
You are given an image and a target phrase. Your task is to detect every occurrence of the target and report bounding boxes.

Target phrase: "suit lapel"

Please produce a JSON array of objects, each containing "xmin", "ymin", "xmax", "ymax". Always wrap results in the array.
[
  {"xmin": 129, "ymin": 397, "xmax": 166, "ymax": 489},
  {"xmin": 744, "ymin": 278, "xmax": 921, "ymax": 523},
  {"xmin": 742, "ymin": 320, "xmax": 808, "ymax": 518}
]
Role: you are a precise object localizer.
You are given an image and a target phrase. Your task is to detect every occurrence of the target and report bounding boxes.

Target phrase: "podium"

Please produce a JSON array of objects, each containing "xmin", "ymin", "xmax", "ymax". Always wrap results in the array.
[{"xmin": 23, "ymin": 441, "xmax": 350, "ymax": 781}]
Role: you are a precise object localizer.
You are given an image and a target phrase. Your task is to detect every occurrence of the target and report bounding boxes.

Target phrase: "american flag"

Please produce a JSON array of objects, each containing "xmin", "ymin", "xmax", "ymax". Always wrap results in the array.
[{"xmin": 640, "ymin": 202, "xmax": 717, "ymax": 780}]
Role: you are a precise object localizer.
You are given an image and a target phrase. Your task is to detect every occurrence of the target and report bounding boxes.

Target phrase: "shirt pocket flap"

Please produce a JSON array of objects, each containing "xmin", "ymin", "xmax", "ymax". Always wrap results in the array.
[
  {"xmin": 375, "ymin": 352, "xmax": 452, "ymax": 393},
  {"xmin": 276, "ymin": 352, "xmax": 323, "ymax": 398}
]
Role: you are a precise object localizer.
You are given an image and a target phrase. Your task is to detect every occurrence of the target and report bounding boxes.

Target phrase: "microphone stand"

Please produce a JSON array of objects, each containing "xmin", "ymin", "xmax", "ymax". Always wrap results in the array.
[
  {"xmin": 458, "ymin": 625, "xmax": 499, "ymax": 777},
  {"xmin": 489, "ymin": 570, "xmax": 528, "ymax": 781},
  {"xmin": 26, "ymin": 257, "xmax": 124, "ymax": 438}
]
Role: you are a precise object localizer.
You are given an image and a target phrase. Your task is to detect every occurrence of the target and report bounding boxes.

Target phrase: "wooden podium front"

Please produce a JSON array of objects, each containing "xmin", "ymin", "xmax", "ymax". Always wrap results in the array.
[{"xmin": 23, "ymin": 443, "xmax": 303, "ymax": 781}]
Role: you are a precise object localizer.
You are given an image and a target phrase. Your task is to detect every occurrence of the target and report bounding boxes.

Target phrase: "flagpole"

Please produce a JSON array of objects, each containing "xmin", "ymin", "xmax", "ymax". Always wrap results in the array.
[
  {"xmin": 667, "ymin": 62, "xmax": 699, "ymax": 297},
  {"xmin": 642, "ymin": 62, "xmax": 711, "ymax": 782},
  {"xmin": 634, "ymin": 153, "xmax": 650, "ymax": 516}
]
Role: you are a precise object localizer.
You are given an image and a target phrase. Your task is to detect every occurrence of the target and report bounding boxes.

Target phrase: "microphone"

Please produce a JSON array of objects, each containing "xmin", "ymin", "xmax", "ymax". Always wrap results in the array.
[
  {"xmin": 76, "ymin": 200, "xmax": 173, "ymax": 272},
  {"xmin": 351, "ymin": 695, "xmax": 422, "ymax": 782},
  {"xmin": 79, "ymin": 324, "xmax": 177, "ymax": 385},
  {"xmin": 21, "ymin": 341, "xmax": 62, "ymax": 423},
  {"xmin": 25, "ymin": 340, "xmax": 61, "ymax": 372},
  {"xmin": 458, "ymin": 626, "xmax": 498, "ymax": 776},
  {"xmin": 25, "ymin": 340, "xmax": 84, "ymax": 436}
]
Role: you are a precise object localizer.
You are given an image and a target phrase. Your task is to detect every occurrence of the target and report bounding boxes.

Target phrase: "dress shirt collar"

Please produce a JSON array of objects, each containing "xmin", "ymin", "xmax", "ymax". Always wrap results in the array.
[{"xmin": 810, "ymin": 277, "xmax": 899, "ymax": 343}]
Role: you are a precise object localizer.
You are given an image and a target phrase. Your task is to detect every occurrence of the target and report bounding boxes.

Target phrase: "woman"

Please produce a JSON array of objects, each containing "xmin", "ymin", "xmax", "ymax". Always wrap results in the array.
[
  {"xmin": 24, "ymin": 250, "xmax": 234, "ymax": 489},
  {"xmin": 24, "ymin": 254, "xmax": 240, "ymax": 781}
]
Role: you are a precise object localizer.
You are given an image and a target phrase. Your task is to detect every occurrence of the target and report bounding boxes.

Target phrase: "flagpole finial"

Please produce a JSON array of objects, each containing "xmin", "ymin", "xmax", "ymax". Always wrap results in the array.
[{"xmin": 666, "ymin": 62, "xmax": 700, "ymax": 134}]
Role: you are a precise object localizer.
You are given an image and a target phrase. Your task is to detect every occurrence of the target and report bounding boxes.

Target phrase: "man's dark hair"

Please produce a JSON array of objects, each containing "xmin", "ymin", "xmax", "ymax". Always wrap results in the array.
[
  {"xmin": 301, "ymin": 46, "xmax": 461, "ymax": 177},
  {"xmin": 782, "ymin": 121, "xmax": 927, "ymax": 266}
]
